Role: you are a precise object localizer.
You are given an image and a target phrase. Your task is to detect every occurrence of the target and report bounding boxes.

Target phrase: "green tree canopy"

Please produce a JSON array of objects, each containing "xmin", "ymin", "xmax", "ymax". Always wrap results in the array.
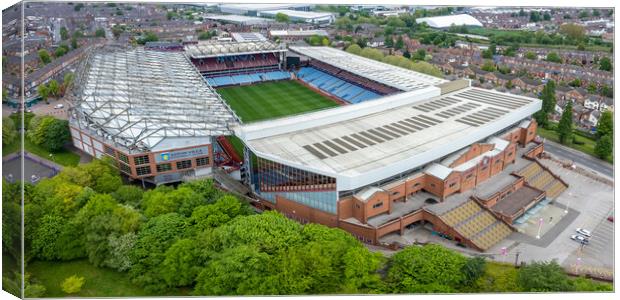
[
  {"xmin": 26, "ymin": 115, "xmax": 70, "ymax": 152},
  {"xmin": 2, "ymin": 116, "xmax": 17, "ymax": 146},
  {"xmin": 546, "ymin": 52, "xmax": 562, "ymax": 63},
  {"xmin": 594, "ymin": 134, "xmax": 612, "ymax": 159},
  {"xmin": 599, "ymin": 57, "xmax": 612, "ymax": 71},
  {"xmin": 38, "ymin": 49, "xmax": 51, "ymax": 64},
  {"xmin": 275, "ymin": 12, "xmax": 290, "ymax": 23},
  {"xmin": 386, "ymin": 244, "xmax": 467, "ymax": 293},
  {"xmin": 518, "ymin": 260, "xmax": 574, "ymax": 292},
  {"xmin": 596, "ymin": 110, "xmax": 613, "ymax": 138},
  {"xmin": 60, "ymin": 26, "xmax": 69, "ymax": 40},
  {"xmin": 557, "ymin": 101, "xmax": 574, "ymax": 144}
]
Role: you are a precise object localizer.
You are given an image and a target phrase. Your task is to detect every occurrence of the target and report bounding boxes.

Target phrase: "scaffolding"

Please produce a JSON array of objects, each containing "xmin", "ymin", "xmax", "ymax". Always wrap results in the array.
[{"xmin": 70, "ymin": 47, "xmax": 238, "ymax": 153}]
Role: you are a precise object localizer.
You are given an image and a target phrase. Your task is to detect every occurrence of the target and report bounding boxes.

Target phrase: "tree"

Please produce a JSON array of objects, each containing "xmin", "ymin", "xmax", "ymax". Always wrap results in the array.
[
  {"xmin": 60, "ymin": 26, "xmax": 69, "ymax": 40},
  {"xmin": 599, "ymin": 57, "xmax": 612, "ymax": 71},
  {"xmin": 481, "ymin": 60, "xmax": 496, "ymax": 72},
  {"xmin": 412, "ymin": 49, "xmax": 426, "ymax": 61},
  {"xmin": 395, "ymin": 36, "xmax": 404, "ymax": 50},
  {"xmin": 71, "ymin": 36, "xmax": 78, "ymax": 49},
  {"xmin": 61, "ymin": 275, "xmax": 85, "ymax": 294},
  {"xmin": 525, "ymin": 51, "xmax": 536, "ymax": 60},
  {"xmin": 275, "ymin": 12, "xmax": 290, "ymax": 23},
  {"xmin": 346, "ymin": 44, "xmax": 362, "ymax": 55},
  {"xmin": 386, "ymin": 244, "xmax": 467, "ymax": 293},
  {"xmin": 27, "ymin": 116, "xmax": 70, "ymax": 152},
  {"xmin": 534, "ymin": 80, "xmax": 556, "ymax": 128},
  {"xmin": 518, "ymin": 260, "xmax": 574, "ymax": 292},
  {"xmin": 55, "ymin": 45, "xmax": 67, "ymax": 57},
  {"xmin": 461, "ymin": 256, "xmax": 486, "ymax": 286},
  {"xmin": 384, "ymin": 35, "xmax": 394, "ymax": 48},
  {"xmin": 37, "ymin": 83, "xmax": 50, "ymax": 103},
  {"xmin": 189, "ymin": 195, "xmax": 251, "ymax": 231},
  {"xmin": 63, "ymin": 72, "xmax": 75, "ymax": 93},
  {"xmin": 594, "ymin": 134, "xmax": 612, "ymax": 159},
  {"xmin": 111, "ymin": 185, "xmax": 144, "ymax": 207},
  {"xmin": 129, "ymin": 213, "xmax": 187, "ymax": 293},
  {"xmin": 321, "ymin": 37, "xmax": 329, "ymax": 46},
  {"xmin": 47, "ymin": 79, "xmax": 60, "ymax": 97},
  {"xmin": 136, "ymin": 32, "xmax": 158, "ymax": 45},
  {"xmin": 596, "ymin": 110, "xmax": 613, "ymax": 138},
  {"xmin": 95, "ymin": 28, "xmax": 106, "ymax": 38},
  {"xmin": 546, "ymin": 52, "xmax": 562, "ymax": 63},
  {"xmin": 160, "ymin": 239, "xmax": 202, "ymax": 288},
  {"xmin": 112, "ymin": 25, "xmax": 124, "ymax": 39},
  {"xmin": 481, "ymin": 49, "xmax": 493, "ymax": 59},
  {"xmin": 557, "ymin": 101, "xmax": 574, "ymax": 144},
  {"xmin": 38, "ymin": 49, "xmax": 51, "ymax": 64},
  {"xmin": 2, "ymin": 117, "xmax": 17, "ymax": 146},
  {"xmin": 559, "ymin": 24, "xmax": 585, "ymax": 41},
  {"xmin": 198, "ymin": 31, "xmax": 214, "ymax": 40}
]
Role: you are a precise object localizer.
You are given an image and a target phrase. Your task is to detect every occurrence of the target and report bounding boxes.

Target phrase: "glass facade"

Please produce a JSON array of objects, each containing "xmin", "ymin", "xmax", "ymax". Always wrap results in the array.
[{"xmin": 248, "ymin": 152, "xmax": 337, "ymax": 214}]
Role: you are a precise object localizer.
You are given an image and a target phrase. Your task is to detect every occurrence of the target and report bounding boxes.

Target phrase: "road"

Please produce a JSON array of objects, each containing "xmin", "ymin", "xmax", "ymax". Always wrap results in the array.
[{"xmin": 543, "ymin": 140, "xmax": 613, "ymax": 178}]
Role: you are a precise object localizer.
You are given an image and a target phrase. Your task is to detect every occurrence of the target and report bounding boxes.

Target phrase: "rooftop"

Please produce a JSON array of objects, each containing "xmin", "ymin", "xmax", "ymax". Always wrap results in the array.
[
  {"xmin": 71, "ymin": 48, "xmax": 238, "ymax": 152},
  {"xmin": 184, "ymin": 40, "xmax": 285, "ymax": 59},
  {"xmin": 260, "ymin": 9, "xmax": 334, "ymax": 19},
  {"xmin": 289, "ymin": 46, "xmax": 447, "ymax": 91},
  {"xmin": 491, "ymin": 185, "xmax": 545, "ymax": 217},
  {"xmin": 237, "ymin": 86, "xmax": 541, "ymax": 191},
  {"xmin": 416, "ymin": 14, "xmax": 483, "ymax": 28},
  {"xmin": 204, "ymin": 14, "xmax": 274, "ymax": 25},
  {"xmin": 269, "ymin": 29, "xmax": 329, "ymax": 36}
]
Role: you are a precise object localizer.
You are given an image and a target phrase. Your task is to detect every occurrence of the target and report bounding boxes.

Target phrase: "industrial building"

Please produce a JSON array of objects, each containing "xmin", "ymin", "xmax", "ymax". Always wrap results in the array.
[
  {"xmin": 218, "ymin": 3, "xmax": 311, "ymax": 16},
  {"xmin": 258, "ymin": 9, "xmax": 336, "ymax": 24}
]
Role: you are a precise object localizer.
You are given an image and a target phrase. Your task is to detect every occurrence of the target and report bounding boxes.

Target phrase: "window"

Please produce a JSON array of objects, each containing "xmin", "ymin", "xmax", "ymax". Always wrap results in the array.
[
  {"xmin": 466, "ymin": 174, "xmax": 474, "ymax": 179},
  {"xmin": 372, "ymin": 202, "xmax": 383, "ymax": 209},
  {"xmin": 136, "ymin": 166, "xmax": 151, "ymax": 176},
  {"xmin": 118, "ymin": 162, "xmax": 131, "ymax": 174},
  {"xmin": 156, "ymin": 163, "xmax": 172, "ymax": 172},
  {"xmin": 118, "ymin": 152, "xmax": 129, "ymax": 164},
  {"xmin": 176, "ymin": 160, "xmax": 192, "ymax": 170},
  {"xmin": 430, "ymin": 183, "xmax": 436, "ymax": 188},
  {"xmin": 134, "ymin": 155, "xmax": 150, "ymax": 165},
  {"xmin": 449, "ymin": 182, "xmax": 457, "ymax": 188},
  {"xmin": 507, "ymin": 151, "xmax": 513, "ymax": 157},
  {"xmin": 413, "ymin": 182, "xmax": 421, "ymax": 188},
  {"xmin": 196, "ymin": 156, "xmax": 210, "ymax": 166},
  {"xmin": 104, "ymin": 145, "xmax": 115, "ymax": 156},
  {"xmin": 391, "ymin": 191, "xmax": 400, "ymax": 196}
]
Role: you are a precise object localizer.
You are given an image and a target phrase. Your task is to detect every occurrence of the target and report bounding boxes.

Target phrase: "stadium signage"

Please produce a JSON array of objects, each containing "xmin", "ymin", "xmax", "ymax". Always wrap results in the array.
[{"xmin": 155, "ymin": 146, "xmax": 210, "ymax": 163}]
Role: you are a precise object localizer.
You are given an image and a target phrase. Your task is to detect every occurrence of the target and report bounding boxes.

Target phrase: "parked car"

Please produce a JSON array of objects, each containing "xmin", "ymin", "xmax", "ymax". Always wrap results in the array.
[
  {"xmin": 570, "ymin": 235, "xmax": 589, "ymax": 244},
  {"xmin": 607, "ymin": 216, "xmax": 614, "ymax": 223},
  {"xmin": 54, "ymin": 104, "xmax": 64, "ymax": 109},
  {"xmin": 576, "ymin": 228, "xmax": 592, "ymax": 237}
]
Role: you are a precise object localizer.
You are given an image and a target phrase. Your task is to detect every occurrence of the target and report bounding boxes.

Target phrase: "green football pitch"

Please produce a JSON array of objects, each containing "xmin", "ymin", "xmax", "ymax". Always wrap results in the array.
[{"xmin": 216, "ymin": 80, "xmax": 339, "ymax": 123}]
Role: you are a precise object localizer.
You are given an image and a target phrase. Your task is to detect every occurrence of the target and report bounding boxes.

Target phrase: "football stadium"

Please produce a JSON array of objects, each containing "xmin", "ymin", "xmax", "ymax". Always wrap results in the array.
[{"xmin": 69, "ymin": 39, "xmax": 569, "ymax": 252}]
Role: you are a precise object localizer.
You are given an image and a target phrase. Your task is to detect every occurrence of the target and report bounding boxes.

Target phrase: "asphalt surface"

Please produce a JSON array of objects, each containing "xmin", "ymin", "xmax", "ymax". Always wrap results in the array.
[{"xmin": 543, "ymin": 140, "xmax": 613, "ymax": 178}]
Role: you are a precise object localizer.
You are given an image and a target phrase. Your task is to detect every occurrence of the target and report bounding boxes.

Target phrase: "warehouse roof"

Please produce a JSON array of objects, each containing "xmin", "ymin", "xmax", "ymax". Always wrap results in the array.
[
  {"xmin": 416, "ymin": 14, "xmax": 483, "ymax": 28},
  {"xmin": 260, "ymin": 9, "xmax": 334, "ymax": 20},
  {"xmin": 236, "ymin": 86, "xmax": 541, "ymax": 191},
  {"xmin": 71, "ymin": 48, "xmax": 238, "ymax": 152},
  {"xmin": 289, "ymin": 46, "xmax": 447, "ymax": 91},
  {"xmin": 204, "ymin": 14, "xmax": 274, "ymax": 25}
]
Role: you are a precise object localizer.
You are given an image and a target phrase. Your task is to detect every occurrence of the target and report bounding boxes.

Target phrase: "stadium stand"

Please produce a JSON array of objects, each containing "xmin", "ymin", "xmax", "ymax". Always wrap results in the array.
[
  {"xmin": 439, "ymin": 199, "xmax": 513, "ymax": 251},
  {"xmin": 296, "ymin": 67, "xmax": 381, "ymax": 104},
  {"xmin": 514, "ymin": 161, "xmax": 568, "ymax": 199},
  {"xmin": 207, "ymin": 70, "xmax": 291, "ymax": 87},
  {"xmin": 192, "ymin": 53, "xmax": 280, "ymax": 76}
]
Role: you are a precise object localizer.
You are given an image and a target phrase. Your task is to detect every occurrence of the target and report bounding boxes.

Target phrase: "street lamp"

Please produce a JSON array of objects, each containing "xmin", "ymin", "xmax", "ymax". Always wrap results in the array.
[
  {"xmin": 536, "ymin": 217, "xmax": 544, "ymax": 239},
  {"xmin": 565, "ymin": 192, "xmax": 572, "ymax": 214}
]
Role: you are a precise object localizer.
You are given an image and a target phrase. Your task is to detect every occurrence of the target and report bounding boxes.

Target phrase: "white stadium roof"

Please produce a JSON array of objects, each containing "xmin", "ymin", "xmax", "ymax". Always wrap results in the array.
[
  {"xmin": 416, "ymin": 14, "xmax": 483, "ymax": 28},
  {"xmin": 289, "ymin": 46, "xmax": 448, "ymax": 91},
  {"xmin": 185, "ymin": 40, "xmax": 285, "ymax": 59},
  {"xmin": 236, "ymin": 86, "xmax": 541, "ymax": 191},
  {"xmin": 71, "ymin": 48, "xmax": 238, "ymax": 152},
  {"xmin": 270, "ymin": 29, "xmax": 329, "ymax": 37}
]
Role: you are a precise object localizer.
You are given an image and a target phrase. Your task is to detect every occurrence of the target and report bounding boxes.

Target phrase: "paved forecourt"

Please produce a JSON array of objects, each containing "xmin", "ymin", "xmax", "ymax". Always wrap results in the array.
[{"xmin": 216, "ymin": 80, "xmax": 339, "ymax": 123}]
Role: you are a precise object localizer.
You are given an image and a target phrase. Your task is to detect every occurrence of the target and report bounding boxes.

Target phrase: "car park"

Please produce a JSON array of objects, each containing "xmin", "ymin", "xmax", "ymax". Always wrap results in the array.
[
  {"xmin": 576, "ymin": 228, "xmax": 591, "ymax": 237},
  {"xmin": 570, "ymin": 235, "xmax": 590, "ymax": 244}
]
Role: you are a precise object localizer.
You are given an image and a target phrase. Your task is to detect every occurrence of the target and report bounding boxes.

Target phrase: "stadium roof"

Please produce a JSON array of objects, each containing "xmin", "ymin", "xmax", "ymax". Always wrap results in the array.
[
  {"xmin": 416, "ymin": 14, "xmax": 483, "ymax": 28},
  {"xmin": 185, "ymin": 40, "xmax": 285, "ymax": 59},
  {"xmin": 219, "ymin": 3, "xmax": 310, "ymax": 14},
  {"xmin": 289, "ymin": 46, "xmax": 448, "ymax": 91},
  {"xmin": 204, "ymin": 14, "xmax": 274, "ymax": 25},
  {"xmin": 71, "ymin": 48, "xmax": 238, "ymax": 152},
  {"xmin": 236, "ymin": 86, "xmax": 541, "ymax": 191}
]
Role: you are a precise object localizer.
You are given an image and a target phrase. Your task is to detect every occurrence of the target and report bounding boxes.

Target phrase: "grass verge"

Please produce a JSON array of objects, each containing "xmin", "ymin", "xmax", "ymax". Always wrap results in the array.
[{"xmin": 537, "ymin": 126, "xmax": 612, "ymax": 163}]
